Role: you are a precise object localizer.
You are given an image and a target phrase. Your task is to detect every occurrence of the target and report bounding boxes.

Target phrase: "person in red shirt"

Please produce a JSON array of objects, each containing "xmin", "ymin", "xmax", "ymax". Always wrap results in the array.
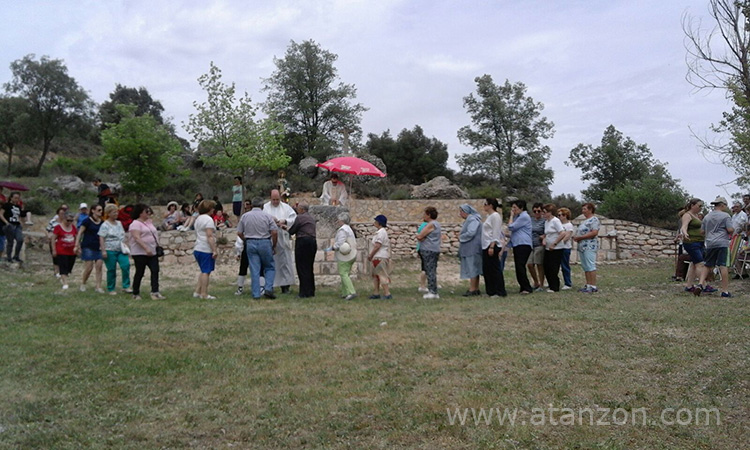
[{"xmin": 51, "ymin": 211, "xmax": 78, "ymax": 290}]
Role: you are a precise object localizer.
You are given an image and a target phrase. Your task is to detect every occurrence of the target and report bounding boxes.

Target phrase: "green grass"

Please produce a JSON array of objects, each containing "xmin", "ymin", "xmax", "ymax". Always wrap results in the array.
[{"xmin": 0, "ymin": 259, "xmax": 747, "ymax": 449}]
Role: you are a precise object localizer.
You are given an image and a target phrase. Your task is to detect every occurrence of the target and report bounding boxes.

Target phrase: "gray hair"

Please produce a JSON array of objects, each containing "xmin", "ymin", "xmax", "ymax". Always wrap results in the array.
[
  {"xmin": 297, "ymin": 202, "xmax": 309, "ymax": 213},
  {"xmin": 337, "ymin": 212, "xmax": 350, "ymax": 224},
  {"xmin": 251, "ymin": 197, "xmax": 265, "ymax": 208}
]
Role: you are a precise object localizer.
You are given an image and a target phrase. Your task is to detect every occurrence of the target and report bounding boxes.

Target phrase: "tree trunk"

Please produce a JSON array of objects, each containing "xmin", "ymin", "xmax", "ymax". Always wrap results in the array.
[
  {"xmin": 35, "ymin": 136, "xmax": 52, "ymax": 177},
  {"xmin": 6, "ymin": 144, "xmax": 13, "ymax": 176}
]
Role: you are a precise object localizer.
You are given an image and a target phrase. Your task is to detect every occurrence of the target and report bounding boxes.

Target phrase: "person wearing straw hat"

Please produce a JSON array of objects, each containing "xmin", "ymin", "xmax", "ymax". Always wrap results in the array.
[
  {"xmin": 368, "ymin": 214, "xmax": 392, "ymax": 299},
  {"xmin": 161, "ymin": 201, "xmax": 181, "ymax": 231},
  {"xmin": 331, "ymin": 212, "xmax": 357, "ymax": 300}
]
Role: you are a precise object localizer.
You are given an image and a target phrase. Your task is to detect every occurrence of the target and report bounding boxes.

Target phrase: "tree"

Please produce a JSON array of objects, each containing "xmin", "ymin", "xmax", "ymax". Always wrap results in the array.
[
  {"xmin": 599, "ymin": 164, "xmax": 687, "ymax": 229},
  {"xmin": 567, "ymin": 125, "xmax": 656, "ymax": 203},
  {"xmin": 4, "ymin": 54, "xmax": 93, "ymax": 176},
  {"xmin": 366, "ymin": 126, "xmax": 452, "ymax": 184},
  {"xmin": 263, "ymin": 39, "xmax": 368, "ymax": 161},
  {"xmin": 456, "ymin": 75, "xmax": 554, "ymax": 197},
  {"xmin": 0, "ymin": 96, "xmax": 31, "ymax": 176},
  {"xmin": 184, "ymin": 62, "xmax": 289, "ymax": 176},
  {"xmin": 101, "ymin": 104, "xmax": 183, "ymax": 199},
  {"xmin": 683, "ymin": 0, "xmax": 750, "ymax": 187},
  {"xmin": 99, "ymin": 84, "xmax": 166, "ymax": 128}
]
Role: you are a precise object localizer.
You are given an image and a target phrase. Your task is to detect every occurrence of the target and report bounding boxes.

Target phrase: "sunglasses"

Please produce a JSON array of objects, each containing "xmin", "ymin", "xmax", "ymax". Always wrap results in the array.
[{"xmin": 533, "ymin": 209, "xmax": 542, "ymax": 213}]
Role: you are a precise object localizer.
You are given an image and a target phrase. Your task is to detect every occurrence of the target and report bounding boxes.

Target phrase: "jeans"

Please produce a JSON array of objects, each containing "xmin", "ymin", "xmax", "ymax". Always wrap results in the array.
[
  {"xmin": 5, "ymin": 223, "xmax": 23, "ymax": 261},
  {"xmin": 105, "ymin": 250, "xmax": 131, "ymax": 291},
  {"xmin": 561, "ymin": 248, "xmax": 572, "ymax": 287},
  {"xmin": 132, "ymin": 255, "xmax": 159, "ymax": 295},
  {"xmin": 246, "ymin": 239, "xmax": 275, "ymax": 298}
]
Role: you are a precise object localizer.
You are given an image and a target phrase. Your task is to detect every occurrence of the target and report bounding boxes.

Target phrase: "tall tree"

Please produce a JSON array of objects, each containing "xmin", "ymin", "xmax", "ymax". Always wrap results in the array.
[
  {"xmin": 567, "ymin": 125, "xmax": 656, "ymax": 202},
  {"xmin": 184, "ymin": 62, "xmax": 289, "ymax": 176},
  {"xmin": 263, "ymin": 39, "xmax": 368, "ymax": 161},
  {"xmin": 0, "ymin": 96, "xmax": 31, "ymax": 176},
  {"xmin": 456, "ymin": 75, "xmax": 554, "ymax": 197},
  {"xmin": 366, "ymin": 126, "xmax": 451, "ymax": 184},
  {"xmin": 99, "ymin": 84, "xmax": 166, "ymax": 128},
  {"xmin": 683, "ymin": 0, "xmax": 750, "ymax": 187},
  {"xmin": 4, "ymin": 54, "xmax": 93, "ymax": 176},
  {"xmin": 101, "ymin": 104, "xmax": 183, "ymax": 199}
]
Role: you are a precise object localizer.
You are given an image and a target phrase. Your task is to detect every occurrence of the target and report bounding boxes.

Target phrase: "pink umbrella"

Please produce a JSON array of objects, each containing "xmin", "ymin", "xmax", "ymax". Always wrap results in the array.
[
  {"xmin": 0, "ymin": 181, "xmax": 29, "ymax": 191},
  {"xmin": 316, "ymin": 156, "xmax": 386, "ymax": 177}
]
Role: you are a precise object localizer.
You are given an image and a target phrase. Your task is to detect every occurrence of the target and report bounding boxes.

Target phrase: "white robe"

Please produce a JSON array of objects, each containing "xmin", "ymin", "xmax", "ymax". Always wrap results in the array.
[
  {"xmin": 320, "ymin": 180, "xmax": 348, "ymax": 206},
  {"xmin": 263, "ymin": 201, "xmax": 297, "ymax": 287}
]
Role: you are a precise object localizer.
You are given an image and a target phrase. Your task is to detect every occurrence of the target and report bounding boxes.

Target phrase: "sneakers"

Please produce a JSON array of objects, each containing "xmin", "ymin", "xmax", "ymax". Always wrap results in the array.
[
  {"xmin": 235, "ymin": 286, "xmax": 244, "ymax": 296},
  {"xmin": 721, "ymin": 292, "xmax": 733, "ymax": 298},
  {"xmin": 80, "ymin": 285, "xmax": 87, "ymax": 292},
  {"xmin": 418, "ymin": 287, "xmax": 428, "ymax": 293},
  {"xmin": 150, "ymin": 292, "xmax": 166, "ymax": 300},
  {"xmin": 203, "ymin": 295, "xmax": 217, "ymax": 300},
  {"xmin": 123, "ymin": 288, "xmax": 133, "ymax": 293},
  {"xmin": 693, "ymin": 285, "xmax": 703, "ymax": 297},
  {"xmin": 344, "ymin": 293, "xmax": 357, "ymax": 301},
  {"xmin": 561, "ymin": 285, "xmax": 572, "ymax": 290},
  {"xmin": 423, "ymin": 292, "xmax": 440, "ymax": 299},
  {"xmin": 383, "ymin": 294, "xmax": 393, "ymax": 300},
  {"xmin": 684, "ymin": 286, "xmax": 695, "ymax": 293},
  {"xmin": 95, "ymin": 288, "xmax": 105, "ymax": 294},
  {"xmin": 703, "ymin": 285, "xmax": 718, "ymax": 293},
  {"xmin": 62, "ymin": 284, "xmax": 69, "ymax": 290},
  {"xmin": 193, "ymin": 292, "xmax": 201, "ymax": 298},
  {"xmin": 580, "ymin": 286, "xmax": 599, "ymax": 293},
  {"xmin": 368, "ymin": 294, "xmax": 381, "ymax": 299}
]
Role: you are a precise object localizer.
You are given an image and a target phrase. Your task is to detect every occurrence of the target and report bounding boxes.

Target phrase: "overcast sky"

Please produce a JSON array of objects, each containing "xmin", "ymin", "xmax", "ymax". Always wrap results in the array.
[{"xmin": 0, "ymin": 0, "xmax": 740, "ymax": 202}]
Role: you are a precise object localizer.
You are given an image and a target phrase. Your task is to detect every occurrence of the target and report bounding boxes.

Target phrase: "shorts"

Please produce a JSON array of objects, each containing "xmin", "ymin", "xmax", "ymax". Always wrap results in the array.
[
  {"xmin": 81, "ymin": 247, "xmax": 102, "ymax": 261},
  {"xmin": 529, "ymin": 245, "xmax": 545, "ymax": 265},
  {"xmin": 682, "ymin": 242, "xmax": 705, "ymax": 264},
  {"xmin": 194, "ymin": 250, "xmax": 216, "ymax": 274},
  {"xmin": 704, "ymin": 247, "xmax": 728, "ymax": 267},
  {"xmin": 578, "ymin": 249, "xmax": 598, "ymax": 272},
  {"xmin": 58, "ymin": 254, "xmax": 77, "ymax": 275}
]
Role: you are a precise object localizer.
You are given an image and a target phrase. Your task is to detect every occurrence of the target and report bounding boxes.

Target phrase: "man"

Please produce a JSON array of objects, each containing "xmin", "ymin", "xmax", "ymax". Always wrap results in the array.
[
  {"xmin": 743, "ymin": 194, "xmax": 750, "ymax": 211},
  {"xmin": 730, "ymin": 201, "xmax": 747, "ymax": 235},
  {"xmin": 263, "ymin": 190, "xmax": 297, "ymax": 294},
  {"xmin": 237, "ymin": 197, "xmax": 278, "ymax": 299},
  {"xmin": 93, "ymin": 179, "xmax": 113, "ymax": 207},
  {"xmin": 320, "ymin": 173, "xmax": 348, "ymax": 206},
  {"xmin": 695, "ymin": 196, "xmax": 734, "ymax": 298},
  {"xmin": 286, "ymin": 202, "xmax": 317, "ymax": 298}
]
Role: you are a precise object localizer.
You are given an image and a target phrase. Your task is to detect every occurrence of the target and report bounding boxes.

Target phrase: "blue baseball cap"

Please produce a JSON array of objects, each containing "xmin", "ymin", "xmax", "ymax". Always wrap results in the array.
[{"xmin": 374, "ymin": 214, "xmax": 388, "ymax": 227}]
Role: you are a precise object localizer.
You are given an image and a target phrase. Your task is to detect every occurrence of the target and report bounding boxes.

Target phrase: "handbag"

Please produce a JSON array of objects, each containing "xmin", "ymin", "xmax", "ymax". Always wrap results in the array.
[
  {"xmin": 121, "ymin": 241, "xmax": 131, "ymax": 255},
  {"xmin": 148, "ymin": 227, "xmax": 165, "ymax": 257}
]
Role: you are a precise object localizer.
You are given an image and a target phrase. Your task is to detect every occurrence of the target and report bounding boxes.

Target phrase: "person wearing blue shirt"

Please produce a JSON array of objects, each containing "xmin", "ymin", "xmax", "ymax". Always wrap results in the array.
[{"xmin": 507, "ymin": 199, "xmax": 534, "ymax": 294}]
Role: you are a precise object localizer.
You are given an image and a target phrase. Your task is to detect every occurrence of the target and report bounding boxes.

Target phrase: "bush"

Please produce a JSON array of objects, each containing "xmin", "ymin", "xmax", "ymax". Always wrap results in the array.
[
  {"xmin": 21, "ymin": 197, "xmax": 47, "ymax": 215},
  {"xmin": 388, "ymin": 186, "xmax": 412, "ymax": 200},
  {"xmin": 49, "ymin": 156, "xmax": 102, "ymax": 181}
]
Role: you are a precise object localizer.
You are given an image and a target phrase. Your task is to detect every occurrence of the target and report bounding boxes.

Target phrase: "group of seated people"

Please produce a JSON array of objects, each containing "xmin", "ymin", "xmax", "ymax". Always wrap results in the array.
[{"xmin": 160, "ymin": 194, "xmax": 233, "ymax": 231}]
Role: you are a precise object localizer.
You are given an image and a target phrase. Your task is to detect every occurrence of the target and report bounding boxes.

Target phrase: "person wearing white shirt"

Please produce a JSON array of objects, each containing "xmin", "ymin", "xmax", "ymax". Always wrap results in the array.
[
  {"xmin": 540, "ymin": 203, "xmax": 565, "ymax": 292},
  {"xmin": 731, "ymin": 201, "xmax": 747, "ymax": 235},
  {"xmin": 263, "ymin": 189, "xmax": 297, "ymax": 293},
  {"xmin": 320, "ymin": 173, "xmax": 348, "ymax": 206},
  {"xmin": 557, "ymin": 207, "xmax": 575, "ymax": 290},
  {"xmin": 481, "ymin": 198, "xmax": 507, "ymax": 297}
]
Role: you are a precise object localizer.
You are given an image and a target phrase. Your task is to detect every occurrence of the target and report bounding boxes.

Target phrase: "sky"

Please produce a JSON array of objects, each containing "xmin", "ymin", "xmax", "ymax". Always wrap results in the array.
[{"xmin": 0, "ymin": 0, "xmax": 741, "ymax": 202}]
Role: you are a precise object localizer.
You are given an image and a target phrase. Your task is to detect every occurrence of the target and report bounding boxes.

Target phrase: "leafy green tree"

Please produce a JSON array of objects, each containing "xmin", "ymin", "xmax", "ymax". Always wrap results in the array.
[
  {"xmin": 599, "ymin": 164, "xmax": 687, "ymax": 229},
  {"xmin": 366, "ymin": 126, "xmax": 452, "ymax": 184},
  {"xmin": 456, "ymin": 75, "xmax": 554, "ymax": 197},
  {"xmin": 99, "ymin": 84, "xmax": 166, "ymax": 128},
  {"xmin": 567, "ymin": 125, "xmax": 656, "ymax": 203},
  {"xmin": 0, "ymin": 96, "xmax": 31, "ymax": 176},
  {"xmin": 101, "ymin": 104, "xmax": 183, "ymax": 199},
  {"xmin": 683, "ymin": 0, "xmax": 750, "ymax": 188},
  {"xmin": 184, "ymin": 62, "xmax": 289, "ymax": 176},
  {"xmin": 4, "ymin": 54, "xmax": 94, "ymax": 176},
  {"xmin": 263, "ymin": 39, "xmax": 368, "ymax": 161}
]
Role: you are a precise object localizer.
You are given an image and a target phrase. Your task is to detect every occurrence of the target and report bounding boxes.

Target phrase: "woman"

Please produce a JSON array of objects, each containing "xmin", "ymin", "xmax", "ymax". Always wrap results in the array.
[
  {"xmin": 46, "ymin": 205, "xmax": 69, "ymax": 278},
  {"xmin": 458, "ymin": 204, "xmax": 483, "ymax": 296},
  {"xmin": 76, "ymin": 203, "xmax": 104, "ymax": 293},
  {"xmin": 368, "ymin": 215, "xmax": 393, "ymax": 299},
  {"xmin": 98, "ymin": 203, "xmax": 131, "ymax": 295},
  {"xmin": 678, "ymin": 198, "xmax": 706, "ymax": 293},
  {"xmin": 416, "ymin": 218, "xmax": 429, "ymax": 293},
  {"xmin": 558, "ymin": 207, "xmax": 575, "ymax": 289},
  {"xmin": 161, "ymin": 201, "xmax": 181, "ymax": 231},
  {"xmin": 529, "ymin": 202, "xmax": 546, "ymax": 291},
  {"xmin": 332, "ymin": 212, "xmax": 357, "ymax": 300},
  {"xmin": 1, "ymin": 191, "xmax": 29, "ymax": 263},
  {"xmin": 193, "ymin": 199, "xmax": 219, "ymax": 299},
  {"xmin": 129, "ymin": 204, "xmax": 165, "ymax": 300},
  {"xmin": 507, "ymin": 199, "xmax": 534, "ymax": 294},
  {"xmin": 232, "ymin": 176, "xmax": 244, "ymax": 219},
  {"xmin": 51, "ymin": 211, "xmax": 77, "ymax": 290},
  {"xmin": 481, "ymin": 198, "xmax": 507, "ymax": 297},
  {"xmin": 416, "ymin": 206, "xmax": 441, "ymax": 299},
  {"xmin": 573, "ymin": 202, "xmax": 601, "ymax": 293},
  {"xmin": 540, "ymin": 203, "xmax": 565, "ymax": 292}
]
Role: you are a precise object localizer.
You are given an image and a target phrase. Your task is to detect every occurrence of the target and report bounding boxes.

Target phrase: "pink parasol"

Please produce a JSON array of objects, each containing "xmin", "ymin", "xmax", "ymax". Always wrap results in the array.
[
  {"xmin": 316, "ymin": 156, "xmax": 386, "ymax": 177},
  {"xmin": 0, "ymin": 181, "xmax": 29, "ymax": 191}
]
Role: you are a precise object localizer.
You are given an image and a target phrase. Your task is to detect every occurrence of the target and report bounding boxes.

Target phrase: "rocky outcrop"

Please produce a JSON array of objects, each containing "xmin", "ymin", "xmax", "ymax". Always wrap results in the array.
[
  {"xmin": 299, "ymin": 157, "xmax": 319, "ymax": 178},
  {"xmin": 411, "ymin": 176, "xmax": 469, "ymax": 199},
  {"xmin": 53, "ymin": 175, "xmax": 89, "ymax": 193}
]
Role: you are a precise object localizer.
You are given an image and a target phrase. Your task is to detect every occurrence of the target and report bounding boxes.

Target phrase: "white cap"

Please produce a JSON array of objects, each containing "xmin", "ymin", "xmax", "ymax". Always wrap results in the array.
[{"xmin": 79, "ymin": 202, "xmax": 88, "ymax": 209}]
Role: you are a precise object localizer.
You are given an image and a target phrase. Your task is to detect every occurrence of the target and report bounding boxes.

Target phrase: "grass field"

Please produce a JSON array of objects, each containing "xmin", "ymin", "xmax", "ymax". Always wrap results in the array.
[{"xmin": 0, "ymin": 255, "xmax": 747, "ymax": 449}]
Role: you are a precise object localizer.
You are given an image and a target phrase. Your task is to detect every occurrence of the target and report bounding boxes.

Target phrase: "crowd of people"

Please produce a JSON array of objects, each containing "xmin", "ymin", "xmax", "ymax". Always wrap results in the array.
[{"xmin": 1, "ymin": 174, "xmax": 612, "ymax": 301}]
